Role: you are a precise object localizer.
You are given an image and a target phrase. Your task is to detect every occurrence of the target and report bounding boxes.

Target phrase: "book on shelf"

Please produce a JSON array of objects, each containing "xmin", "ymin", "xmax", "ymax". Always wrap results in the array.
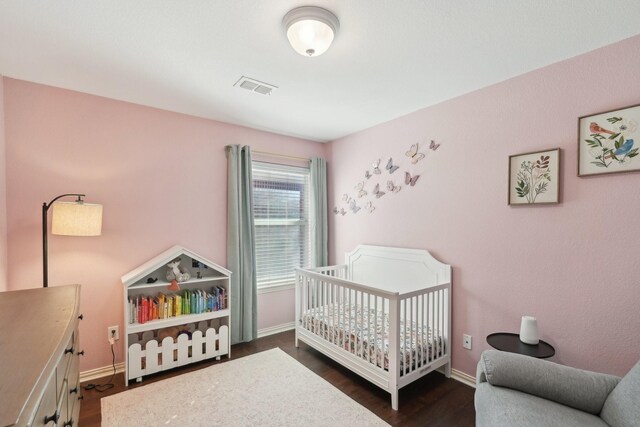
[{"xmin": 128, "ymin": 286, "xmax": 227, "ymax": 324}]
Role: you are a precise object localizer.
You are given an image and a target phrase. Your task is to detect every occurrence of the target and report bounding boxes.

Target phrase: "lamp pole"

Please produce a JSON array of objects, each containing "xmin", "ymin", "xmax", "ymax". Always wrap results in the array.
[{"xmin": 42, "ymin": 194, "xmax": 85, "ymax": 287}]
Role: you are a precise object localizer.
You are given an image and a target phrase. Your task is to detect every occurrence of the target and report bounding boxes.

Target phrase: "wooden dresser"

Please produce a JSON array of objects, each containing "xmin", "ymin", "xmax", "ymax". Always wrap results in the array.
[{"xmin": 0, "ymin": 285, "xmax": 83, "ymax": 427}]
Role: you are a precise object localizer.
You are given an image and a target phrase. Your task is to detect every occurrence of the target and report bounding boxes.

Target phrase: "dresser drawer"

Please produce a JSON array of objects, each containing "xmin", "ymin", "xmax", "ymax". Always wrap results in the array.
[
  {"xmin": 68, "ymin": 401, "xmax": 80, "ymax": 427},
  {"xmin": 56, "ymin": 332, "xmax": 75, "ymax": 391},
  {"xmin": 67, "ymin": 354, "xmax": 81, "ymax": 408},
  {"xmin": 57, "ymin": 380, "xmax": 69, "ymax": 427},
  {"xmin": 30, "ymin": 374, "xmax": 57, "ymax": 427}
]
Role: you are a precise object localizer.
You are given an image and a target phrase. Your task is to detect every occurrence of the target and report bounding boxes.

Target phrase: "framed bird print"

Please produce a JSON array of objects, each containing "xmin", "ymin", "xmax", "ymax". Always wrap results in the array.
[
  {"xmin": 578, "ymin": 103, "xmax": 640, "ymax": 176},
  {"xmin": 508, "ymin": 148, "xmax": 560, "ymax": 205}
]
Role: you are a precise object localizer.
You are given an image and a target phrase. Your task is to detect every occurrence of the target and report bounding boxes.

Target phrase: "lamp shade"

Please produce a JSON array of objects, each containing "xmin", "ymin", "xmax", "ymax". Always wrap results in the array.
[
  {"xmin": 51, "ymin": 201, "xmax": 103, "ymax": 236},
  {"xmin": 283, "ymin": 6, "xmax": 339, "ymax": 57}
]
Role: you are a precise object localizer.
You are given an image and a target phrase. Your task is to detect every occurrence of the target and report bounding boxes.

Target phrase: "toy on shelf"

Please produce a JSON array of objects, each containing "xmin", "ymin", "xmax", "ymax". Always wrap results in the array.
[
  {"xmin": 166, "ymin": 257, "xmax": 191, "ymax": 282},
  {"xmin": 168, "ymin": 279, "xmax": 180, "ymax": 292}
]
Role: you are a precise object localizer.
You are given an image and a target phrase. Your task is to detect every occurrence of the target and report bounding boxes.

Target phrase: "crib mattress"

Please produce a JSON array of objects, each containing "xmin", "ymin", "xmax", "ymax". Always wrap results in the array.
[{"xmin": 301, "ymin": 304, "xmax": 442, "ymax": 373}]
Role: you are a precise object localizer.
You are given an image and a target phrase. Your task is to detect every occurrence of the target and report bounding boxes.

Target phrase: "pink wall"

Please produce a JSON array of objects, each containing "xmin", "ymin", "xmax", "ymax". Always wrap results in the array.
[
  {"xmin": 0, "ymin": 76, "xmax": 6, "ymax": 292},
  {"xmin": 327, "ymin": 35, "xmax": 640, "ymax": 377},
  {"xmin": 257, "ymin": 290, "xmax": 295, "ymax": 330},
  {"xmin": 3, "ymin": 78, "xmax": 325, "ymax": 371}
]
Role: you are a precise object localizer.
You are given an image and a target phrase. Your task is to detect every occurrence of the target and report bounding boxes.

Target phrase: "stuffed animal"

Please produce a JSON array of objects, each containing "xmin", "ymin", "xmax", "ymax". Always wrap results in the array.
[{"xmin": 166, "ymin": 258, "xmax": 191, "ymax": 282}]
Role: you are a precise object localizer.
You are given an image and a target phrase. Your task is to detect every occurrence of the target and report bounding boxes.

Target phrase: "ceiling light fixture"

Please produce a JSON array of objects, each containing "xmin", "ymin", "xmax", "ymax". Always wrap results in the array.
[{"xmin": 283, "ymin": 6, "xmax": 339, "ymax": 57}]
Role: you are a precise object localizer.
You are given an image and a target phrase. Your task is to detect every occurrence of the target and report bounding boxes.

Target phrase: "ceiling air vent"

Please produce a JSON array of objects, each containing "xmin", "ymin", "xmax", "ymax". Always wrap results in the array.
[{"xmin": 234, "ymin": 76, "xmax": 277, "ymax": 96}]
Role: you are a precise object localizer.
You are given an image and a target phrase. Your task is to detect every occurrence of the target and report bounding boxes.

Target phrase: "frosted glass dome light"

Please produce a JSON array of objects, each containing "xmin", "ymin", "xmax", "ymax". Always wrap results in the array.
[{"xmin": 283, "ymin": 6, "xmax": 339, "ymax": 57}]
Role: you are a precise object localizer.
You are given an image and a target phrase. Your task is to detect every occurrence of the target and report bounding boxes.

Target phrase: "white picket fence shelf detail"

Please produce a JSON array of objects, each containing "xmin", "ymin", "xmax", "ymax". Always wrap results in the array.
[{"xmin": 128, "ymin": 324, "xmax": 229, "ymax": 381}]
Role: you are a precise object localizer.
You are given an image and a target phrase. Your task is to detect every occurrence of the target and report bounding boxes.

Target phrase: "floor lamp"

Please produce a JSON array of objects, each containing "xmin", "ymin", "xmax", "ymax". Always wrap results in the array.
[{"xmin": 42, "ymin": 193, "xmax": 103, "ymax": 287}]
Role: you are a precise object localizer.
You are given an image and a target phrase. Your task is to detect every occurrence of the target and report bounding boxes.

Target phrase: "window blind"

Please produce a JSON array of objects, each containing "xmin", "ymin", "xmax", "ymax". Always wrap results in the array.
[{"xmin": 252, "ymin": 162, "xmax": 311, "ymax": 288}]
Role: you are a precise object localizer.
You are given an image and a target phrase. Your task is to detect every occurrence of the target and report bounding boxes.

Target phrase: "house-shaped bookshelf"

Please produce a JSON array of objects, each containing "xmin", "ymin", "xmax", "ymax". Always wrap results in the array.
[{"xmin": 121, "ymin": 245, "xmax": 231, "ymax": 385}]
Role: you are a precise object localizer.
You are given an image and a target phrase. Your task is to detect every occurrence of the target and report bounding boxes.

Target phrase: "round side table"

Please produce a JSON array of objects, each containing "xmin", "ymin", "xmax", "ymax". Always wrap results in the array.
[{"xmin": 486, "ymin": 332, "xmax": 555, "ymax": 358}]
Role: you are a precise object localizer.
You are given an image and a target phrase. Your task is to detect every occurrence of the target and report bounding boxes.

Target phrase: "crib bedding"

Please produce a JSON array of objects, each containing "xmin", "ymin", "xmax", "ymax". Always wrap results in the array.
[{"xmin": 302, "ymin": 304, "xmax": 442, "ymax": 374}]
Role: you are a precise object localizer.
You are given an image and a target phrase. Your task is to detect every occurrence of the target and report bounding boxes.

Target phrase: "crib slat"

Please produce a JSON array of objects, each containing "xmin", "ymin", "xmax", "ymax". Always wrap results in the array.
[
  {"xmin": 436, "ymin": 291, "xmax": 442, "ymax": 357},
  {"xmin": 439, "ymin": 289, "xmax": 443, "ymax": 358},
  {"xmin": 302, "ymin": 277, "xmax": 307, "ymax": 330},
  {"xmin": 409, "ymin": 297, "xmax": 418, "ymax": 372},
  {"xmin": 348, "ymin": 290, "xmax": 355, "ymax": 352},
  {"xmin": 420, "ymin": 294, "xmax": 425, "ymax": 368},
  {"xmin": 436, "ymin": 291, "xmax": 440, "ymax": 360},
  {"xmin": 427, "ymin": 292, "xmax": 431, "ymax": 363},
  {"xmin": 348, "ymin": 288, "xmax": 352, "ymax": 355},
  {"xmin": 360, "ymin": 291, "xmax": 364, "ymax": 359},
  {"xmin": 440, "ymin": 290, "xmax": 443, "ymax": 358},
  {"xmin": 374, "ymin": 296, "xmax": 378, "ymax": 368},
  {"xmin": 436, "ymin": 291, "xmax": 442, "ymax": 358},
  {"xmin": 344, "ymin": 285, "xmax": 348, "ymax": 351},
  {"xmin": 432, "ymin": 292, "xmax": 436, "ymax": 363},
  {"xmin": 340, "ymin": 286, "xmax": 344, "ymax": 350},
  {"xmin": 332, "ymin": 281, "xmax": 336, "ymax": 343},
  {"xmin": 367, "ymin": 294, "xmax": 371, "ymax": 364},
  {"xmin": 322, "ymin": 280, "xmax": 326, "ymax": 339}
]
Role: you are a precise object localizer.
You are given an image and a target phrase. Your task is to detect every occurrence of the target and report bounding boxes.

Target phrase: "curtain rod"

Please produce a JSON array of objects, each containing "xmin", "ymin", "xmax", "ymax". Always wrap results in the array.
[{"xmin": 252, "ymin": 150, "xmax": 310, "ymax": 162}]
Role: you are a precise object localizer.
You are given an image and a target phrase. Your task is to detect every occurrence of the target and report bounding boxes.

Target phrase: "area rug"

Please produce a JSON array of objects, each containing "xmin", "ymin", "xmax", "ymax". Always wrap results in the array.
[{"xmin": 101, "ymin": 348, "xmax": 389, "ymax": 426}]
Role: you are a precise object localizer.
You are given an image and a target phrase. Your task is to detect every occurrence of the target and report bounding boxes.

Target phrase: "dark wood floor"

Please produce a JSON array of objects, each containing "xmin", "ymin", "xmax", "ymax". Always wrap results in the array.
[{"xmin": 79, "ymin": 330, "xmax": 475, "ymax": 426}]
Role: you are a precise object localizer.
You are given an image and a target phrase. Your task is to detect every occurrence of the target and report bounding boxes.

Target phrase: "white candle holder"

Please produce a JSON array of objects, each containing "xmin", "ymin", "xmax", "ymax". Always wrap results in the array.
[{"xmin": 519, "ymin": 315, "xmax": 539, "ymax": 345}]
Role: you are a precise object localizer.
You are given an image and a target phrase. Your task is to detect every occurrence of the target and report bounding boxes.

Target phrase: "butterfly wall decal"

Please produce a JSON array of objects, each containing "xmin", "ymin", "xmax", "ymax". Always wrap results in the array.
[
  {"xmin": 354, "ymin": 182, "xmax": 367, "ymax": 198},
  {"xmin": 349, "ymin": 199, "xmax": 361, "ymax": 214},
  {"xmin": 342, "ymin": 193, "xmax": 352, "ymax": 204},
  {"xmin": 429, "ymin": 140, "xmax": 440, "ymax": 151},
  {"xmin": 405, "ymin": 172, "xmax": 420, "ymax": 186},
  {"xmin": 365, "ymin": 201, "xmax": 375, "ymax": 213},
  {"xmin": 386, "ymin": 158, "xmax": 400, "ymax": 174},
  {"xmin": 333, "ymin": 207, "xmax": 339, "ymax": 215},
  {"xmin": 340, "ymin": 208, "xmax": 347, "ymax": 216},
  {"xmin": 387, "ymin": 180, "xmax": 401, "ymax": 193},
  {"xmin": 372, "ymin": 159, "xmax": 382, "ymax": 175},
  {"xmin": 372, "ymin": 183, "xmax": 386, "ymax": 199},
  {"xmin": 365, "ymin": 170, "xmax": 372, "ymax": 180},
  {"xmin": 405, "ymin": 143, "xmax": 426, "ymax": 164}
]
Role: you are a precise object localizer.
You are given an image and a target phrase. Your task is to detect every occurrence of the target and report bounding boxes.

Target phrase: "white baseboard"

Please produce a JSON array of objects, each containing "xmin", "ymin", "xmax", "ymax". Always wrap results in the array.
[
  {"xmin": 451, "ymin": 368, "xmax": 476, "ymax": 388},
  {"xmin": 80, "ymin": 362, "xmax": 126, "ymax": 383},
  {"xmin": 257, "ymin": 321, "xmax": 295, "ymax": 338}
]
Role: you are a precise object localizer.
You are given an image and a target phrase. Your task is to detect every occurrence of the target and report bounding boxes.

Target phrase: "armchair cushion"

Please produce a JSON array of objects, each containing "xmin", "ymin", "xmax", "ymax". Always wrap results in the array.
[
  {"xmin": 600, "ymin": 360, "xmax": 640, "ymax": 427},
  {"xmin": 479, "ymin": 350, "xmax": 620, "ymax": 414},
  {"xmin": 475, "ymin": 381, "xmax": 608, "ymax": 427}
]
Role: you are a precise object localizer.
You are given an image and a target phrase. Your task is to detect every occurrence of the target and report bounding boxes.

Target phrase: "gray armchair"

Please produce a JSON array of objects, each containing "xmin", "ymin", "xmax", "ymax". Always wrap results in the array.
[{"xmin": 475, "ymin": 350, "xmax": 639, "ymax": 427}]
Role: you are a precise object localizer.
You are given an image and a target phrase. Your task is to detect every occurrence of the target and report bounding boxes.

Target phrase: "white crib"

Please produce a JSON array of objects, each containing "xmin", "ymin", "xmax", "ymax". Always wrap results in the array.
[{"xmin": 295, "ymin": 245, "xmax": 451, "ymax": 410}]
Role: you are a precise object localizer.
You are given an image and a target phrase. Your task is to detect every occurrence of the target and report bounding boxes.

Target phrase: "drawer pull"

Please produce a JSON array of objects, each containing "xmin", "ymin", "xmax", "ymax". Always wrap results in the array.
[
  {"xmin": 63, "ymin": 418, "xmax": 74, "ymax": 427},
  {"xmin": 70, "ymin": 387, "xmax": 78, "ymax": 394},
  {"xmin": 78, "ymin": 314, "xmax": 84, "ymax": 320},
  {"xmin": 64, "ymin": 347, "xmax": 74, "ymax": 354},
  {"xmin": 78, "ymin": 395, "xmax": 84, "ymax": 401},
  {"xmin": 77, "ymin": 350, "xmax": 85, "ymax": 356},
  {"xmin": 44, "ymin": 410, "xmax": 60, "ymax": 424}
]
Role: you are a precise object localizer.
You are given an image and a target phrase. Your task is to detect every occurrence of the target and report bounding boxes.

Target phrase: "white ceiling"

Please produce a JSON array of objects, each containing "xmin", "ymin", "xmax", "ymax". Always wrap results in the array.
[{"xmin": 1, "ymin": 1, "xmax": 639, "ymax": 142}]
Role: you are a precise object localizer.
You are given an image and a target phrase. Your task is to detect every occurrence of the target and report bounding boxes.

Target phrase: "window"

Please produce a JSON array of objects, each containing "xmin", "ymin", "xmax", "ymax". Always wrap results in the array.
[{"xmin": 252, "ymin": 162, "xmax": 311, "ymax": 289}]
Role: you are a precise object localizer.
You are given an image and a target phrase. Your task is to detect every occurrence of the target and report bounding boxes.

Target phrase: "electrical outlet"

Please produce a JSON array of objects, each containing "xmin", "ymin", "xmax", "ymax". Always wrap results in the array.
[
  {"xmin": 108, "ymin": 325, "xmax": 120, "ymax": 342},
  {"xmin": 463, "ymin": 334, "xmax": 472, "ymax": 350}
]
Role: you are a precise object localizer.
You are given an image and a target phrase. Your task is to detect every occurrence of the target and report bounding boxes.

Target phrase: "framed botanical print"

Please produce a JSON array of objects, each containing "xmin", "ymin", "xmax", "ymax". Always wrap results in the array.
[
  {"xmin": 578, "ymin": 104, "xmax": 640, "ymax": 176},
  {"xmin": 508, "ymin": 148, "xmax": 560, "ymax": 205}
]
